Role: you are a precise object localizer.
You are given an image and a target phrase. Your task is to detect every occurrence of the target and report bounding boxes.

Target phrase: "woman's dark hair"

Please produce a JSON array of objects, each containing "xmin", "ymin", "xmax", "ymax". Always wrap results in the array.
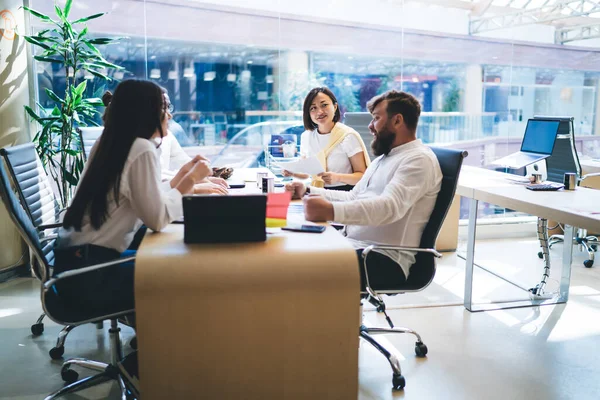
[
  {"xmin": 302, "ymin": 87, "xmax": 341, "ymax": 131},
  {"xmin": 101, "ymin": 91, "xmax": 113, "ymax": 122},
  {"xmin": 63, "ymin": 79, "xmax": 167, "ymax": 230}
]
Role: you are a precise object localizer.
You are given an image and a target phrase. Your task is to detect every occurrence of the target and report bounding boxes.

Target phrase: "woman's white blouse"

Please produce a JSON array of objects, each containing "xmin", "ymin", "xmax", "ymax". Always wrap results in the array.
[
  {"xmin": 299, "ymin": 127, "xmax": 364, "ymax": 187},
  {"xmin": 57, "ymin": 138, "xmax": 183, "ymax": 253}
]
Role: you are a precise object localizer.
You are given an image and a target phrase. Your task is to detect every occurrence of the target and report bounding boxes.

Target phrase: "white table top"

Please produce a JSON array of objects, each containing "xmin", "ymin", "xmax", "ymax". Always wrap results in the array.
[{"xmin": 458, "ymin": 165, "xmax": 600, "ymax": 232}]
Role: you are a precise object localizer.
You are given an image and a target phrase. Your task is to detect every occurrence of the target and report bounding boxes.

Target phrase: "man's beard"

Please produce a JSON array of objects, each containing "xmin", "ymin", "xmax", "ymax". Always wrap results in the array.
[{"xmin": 371, "ymin": 126, "xmax": 396, "ymax": 156}]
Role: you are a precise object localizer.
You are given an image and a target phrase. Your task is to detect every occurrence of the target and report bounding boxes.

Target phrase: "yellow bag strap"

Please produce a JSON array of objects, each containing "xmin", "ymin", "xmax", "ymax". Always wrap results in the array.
[{"xmin": 311, "ymin": 123, "xmax": 371, "ymax": 187}]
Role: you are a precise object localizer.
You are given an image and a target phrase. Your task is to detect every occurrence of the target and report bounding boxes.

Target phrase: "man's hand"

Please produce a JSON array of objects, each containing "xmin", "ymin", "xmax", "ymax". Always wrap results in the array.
[
  {"xmin": 303, "ymin": 195, "xmax": 334, "ymax": 222},
  {"xmin": 208, "ymin": 176, "xmax": 229, "ymax": 188},
  {"xmin": 285, "ymin": 181, "xmax": 307, "ymax": 199},
  {"xmin": 282, "ymin": 169, "xmax": 293, "ymax": 177},
  {"xmin": 317, "ymin": 172, "xmax": 339, "ymax": 185},
  {"xmin": 194, "ymin": 182, "xmax": 229, "ymax": 195}
]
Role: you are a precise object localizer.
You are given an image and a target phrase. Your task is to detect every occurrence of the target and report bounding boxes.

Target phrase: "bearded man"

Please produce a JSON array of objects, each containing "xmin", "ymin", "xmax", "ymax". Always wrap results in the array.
[{"xmin": 285, "ymin": 90, "xmax": 442, "ymax": 288}]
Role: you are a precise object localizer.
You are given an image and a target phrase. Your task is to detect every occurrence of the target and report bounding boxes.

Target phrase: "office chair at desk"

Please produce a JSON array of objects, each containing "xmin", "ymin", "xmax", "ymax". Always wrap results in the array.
[
  {"xmin": 359, "ymin": 147, "xmax": 467, "ymax": 390},
  {"xmin": 0, "ymin": 158, "xmax": 138, "ymax": 400},
  {"xmin": 0, "ymin": 144, "xmax": 103, "ymax": 359},
  {"xmin": 533, "ymin": 116, "xmax": 600, "ymax": 268}
]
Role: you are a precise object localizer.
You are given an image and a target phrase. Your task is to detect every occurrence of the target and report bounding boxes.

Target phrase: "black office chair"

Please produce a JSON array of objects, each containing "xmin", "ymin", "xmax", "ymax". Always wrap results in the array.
[
  {"xmin": 0, "ymin": 144, "xmax": 60, "ymax": 334},
  {"xmin": 0, "ymin": 143, "xmax": 100, "ymax": 359},
  {"xmin": 359, "ymin": 147, "xmax": 468, "ymax": 390},
  {"xmin": 534, "ymin": 116, "xmax": 600, "ymax": 268},
  {"xmin": 0, "ymin": 156, "xmax": 138, "ymax": 400}
]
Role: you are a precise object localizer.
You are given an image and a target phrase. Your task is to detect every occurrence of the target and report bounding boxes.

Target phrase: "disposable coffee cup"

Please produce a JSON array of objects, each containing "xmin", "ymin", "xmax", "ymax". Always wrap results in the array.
[{"xmin": 563, "ymin": 173, "xmax": 576, "ymax": 191}]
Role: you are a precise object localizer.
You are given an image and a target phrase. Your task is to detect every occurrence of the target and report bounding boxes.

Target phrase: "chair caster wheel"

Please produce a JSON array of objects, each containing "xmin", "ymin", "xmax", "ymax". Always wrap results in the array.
[
  {"xmin": 537, "ymin": 251, "xmax": 543, "ymax": 259},
  {"xmin": 415, "ymin": 342, "xmax": 428, "ymax": 357},
  {"xmin": 61, "ymin": 368, "xmax": 78, "ymax": 384},
  {"xmin": 584, "ymin": 260, "xmax": 594, "ymax": 268},
  {"xmin": 392, "ymin": 374, "xmax": 405, "ymax": 390},
  {"xmin": 49, "ymin": 346, "xmax": 64, "ymax": 359},
  {"xmin": 31, "ymin": 323, "xmax": 44, "ymax": 336}
]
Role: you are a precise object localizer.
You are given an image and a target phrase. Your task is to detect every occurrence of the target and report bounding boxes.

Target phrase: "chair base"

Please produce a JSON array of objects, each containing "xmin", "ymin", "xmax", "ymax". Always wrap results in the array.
[
  {"xmin": 538, "ymin": 232, "xmax": 598, "ymax": 268},
  {"xmin": 360, "ymin": 295, "xmax": 428, "ymax": 391},
  {"xmin": 31, "ymin": 313, "xmax": 45, "ymax": 336},
  {"xmin": 44, "ymin": 319, "xmax": 138, "ymax": 400}
]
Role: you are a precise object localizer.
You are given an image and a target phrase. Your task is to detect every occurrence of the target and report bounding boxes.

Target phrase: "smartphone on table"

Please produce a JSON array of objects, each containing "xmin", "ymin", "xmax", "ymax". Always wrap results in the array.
[{"xmin": 281, "ymin": 224, "xmax": 326, "ymax": 233}]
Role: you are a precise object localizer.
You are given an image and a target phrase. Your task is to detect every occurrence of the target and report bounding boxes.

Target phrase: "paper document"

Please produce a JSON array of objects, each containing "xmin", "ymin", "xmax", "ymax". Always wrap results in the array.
[{"xmin": 273, "ymin": 157, "xmax": 324, "ymax": 176}]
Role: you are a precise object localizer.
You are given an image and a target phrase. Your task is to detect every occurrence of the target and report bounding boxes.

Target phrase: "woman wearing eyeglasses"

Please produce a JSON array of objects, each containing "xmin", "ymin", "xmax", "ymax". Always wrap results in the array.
[{"xmin": 103, "ymin": 90, "xmax": 229, "ymax": 195}]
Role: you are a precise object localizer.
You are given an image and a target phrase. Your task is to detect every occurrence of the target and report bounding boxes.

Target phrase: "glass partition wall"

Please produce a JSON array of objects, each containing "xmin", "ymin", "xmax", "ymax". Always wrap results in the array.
[{"xmin": 29, "ymin": 0, "xmax": 600, "ymax": 222}]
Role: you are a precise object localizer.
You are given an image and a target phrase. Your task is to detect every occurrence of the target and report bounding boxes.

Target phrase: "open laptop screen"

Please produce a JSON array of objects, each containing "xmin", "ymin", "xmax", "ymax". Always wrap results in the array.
[{"xmin": 520, "ymin": 119, "xmax": 560, "ymax": 155}]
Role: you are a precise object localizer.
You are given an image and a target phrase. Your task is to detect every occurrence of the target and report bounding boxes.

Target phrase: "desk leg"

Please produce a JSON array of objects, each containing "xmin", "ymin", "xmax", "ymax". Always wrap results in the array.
[
  {"xmin": 464, "ymin": 198, "xmax": 478, "ymax": 311},
  {"xmin": 559, "ymin": 225, "xmax": 574, "ymax": 302}
]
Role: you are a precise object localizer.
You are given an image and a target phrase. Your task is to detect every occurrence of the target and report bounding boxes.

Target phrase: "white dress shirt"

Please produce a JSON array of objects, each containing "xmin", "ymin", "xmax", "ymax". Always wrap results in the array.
[
  {"xmin": 157, "ymin": 134, "xmax": 192, "ymax": 181},
  {"xmin": 300, "ymin": 125, "xmax": 364, "ymax": 188},
  {"xmin": 310, "ymin": 139, "xmax": 442, "ymax": 278},
  {"xmin": 57, "ymin": 138, "xmax": 184, "ymax": 253}
]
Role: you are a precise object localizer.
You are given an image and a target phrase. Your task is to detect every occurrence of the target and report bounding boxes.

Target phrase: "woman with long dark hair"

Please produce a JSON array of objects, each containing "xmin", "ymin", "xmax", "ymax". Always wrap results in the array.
[{"xmin": 55, "ymin": 79, "xmax": 211, "ymax": 311}]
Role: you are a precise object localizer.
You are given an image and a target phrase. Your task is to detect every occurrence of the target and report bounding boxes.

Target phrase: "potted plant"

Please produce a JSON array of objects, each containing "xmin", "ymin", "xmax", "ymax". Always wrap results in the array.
[{"xmin": 22, "ymin": 0, "xmax": 123, "ymax": 207}]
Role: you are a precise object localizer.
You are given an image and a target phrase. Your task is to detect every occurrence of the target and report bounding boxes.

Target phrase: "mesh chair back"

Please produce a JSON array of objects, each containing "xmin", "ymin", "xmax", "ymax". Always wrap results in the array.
[
  {"xmin": 77, "ymin": 126, "xmax": 103, "ymax": 161},
  {"xmin": 343, "ymin": 112, "xmax": 375, "ymax": 160},
  {"xmin": 533, "ymin": 116, "xmax": 580, "ymax": 184},
  {"xmin": 0, "ymin": 144, "xmax": 58, "ymax": 266},
  {"xmin": 403, "ymin": 147, "xmax": 468, "ymax": 289},
  {"xmin": 0, "ymin": 159, "xmax": 50, "ymax": 283},
  {"xmin": 545, "ymin": 136, "xmax": 581, "ymax": 184}
]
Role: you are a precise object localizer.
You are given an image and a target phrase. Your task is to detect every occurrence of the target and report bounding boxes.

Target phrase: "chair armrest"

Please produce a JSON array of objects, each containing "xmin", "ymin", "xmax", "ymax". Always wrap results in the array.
[
  {"xmin": 38, "ymin": 222, "xmax": 63, "ymax": 230},
  {"xmin": 363, "ymin": 244, "xmax": 442, "ymax": 259},
  {"xmin": 43, "ymin": 256, "xmax": 136, "ymax": 290},
  {"xmin": 581, "ymin": 172, "xmax": 600, "ymax": 182}
]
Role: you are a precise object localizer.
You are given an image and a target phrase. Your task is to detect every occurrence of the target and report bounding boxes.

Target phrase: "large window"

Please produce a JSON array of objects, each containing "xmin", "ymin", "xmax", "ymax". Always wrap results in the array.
[{"xmin": 30, "ymin": 0, "xmax": 600, "ymax": 220}]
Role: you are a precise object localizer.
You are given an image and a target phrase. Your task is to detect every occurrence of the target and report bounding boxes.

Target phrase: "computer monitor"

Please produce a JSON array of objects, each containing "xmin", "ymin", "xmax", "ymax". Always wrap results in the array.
[{"xmin": 520, "ymin": 119, "xmax": 560, "ymax": 155}]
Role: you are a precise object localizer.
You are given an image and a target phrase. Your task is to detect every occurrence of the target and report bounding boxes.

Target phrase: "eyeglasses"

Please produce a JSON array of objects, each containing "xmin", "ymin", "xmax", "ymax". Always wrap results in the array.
[{"xmin": 167, "ymin": 103, "xmax": 175, "ymax": 113}]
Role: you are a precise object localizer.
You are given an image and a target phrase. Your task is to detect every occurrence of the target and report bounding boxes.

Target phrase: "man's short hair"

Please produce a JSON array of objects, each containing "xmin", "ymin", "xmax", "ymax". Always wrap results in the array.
[{"xmin": 367, "ymin": 90, "xmax": 421, "ymax": 133}]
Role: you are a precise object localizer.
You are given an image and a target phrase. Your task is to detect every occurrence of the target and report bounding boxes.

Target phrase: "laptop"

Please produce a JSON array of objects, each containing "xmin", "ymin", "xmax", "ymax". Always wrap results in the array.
[
  {"xmin": 182, "ymin": 194, "xmax": 267, "ymax": 244},
  {"xmin": 491, "ymin": 119, "xmax": 560, "ymax": 169}
]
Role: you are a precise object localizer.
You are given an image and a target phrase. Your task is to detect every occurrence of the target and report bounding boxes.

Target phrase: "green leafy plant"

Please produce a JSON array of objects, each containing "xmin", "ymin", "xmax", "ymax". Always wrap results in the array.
[
  {"xmin": 22, "ymin": 0, "xmax": 123, "ymax": 207},
  {"xmin": 442, "ymin": 79, "xmax": 462, "ymax": 112}
]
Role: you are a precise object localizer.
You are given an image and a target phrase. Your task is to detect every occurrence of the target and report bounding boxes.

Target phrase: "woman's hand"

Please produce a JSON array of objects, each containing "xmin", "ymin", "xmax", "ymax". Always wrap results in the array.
[
  {"xmin": 194, "ymin": 182, "xmax": 229, "ymax": 195},
  {"xmin": 186, "ymin": 159, "xmax": 212, "ymax": 183},
  {"xmin": 171, "ymin": 155, "xmax": 209, "ymax": 188},
  {"xmin": 317, "ymin": 172, "xmax": 338, "ymax": 185},
  {"xmin": 282, "ymin": 170, "xmax": 310, "ymax": 179},
  {"xmin": 180, "ymin": 155, "xmax": 207, "ymax": 175},
  {"xmin": 208, "ymin": 176, "xmax": 229, "ymax": 188}
]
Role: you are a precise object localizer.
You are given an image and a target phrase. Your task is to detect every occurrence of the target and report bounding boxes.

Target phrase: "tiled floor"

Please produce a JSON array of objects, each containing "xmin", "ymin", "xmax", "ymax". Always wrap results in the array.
[{"xmin": 1, "ymin": 238, "xmax": 600, "ymax": 399}]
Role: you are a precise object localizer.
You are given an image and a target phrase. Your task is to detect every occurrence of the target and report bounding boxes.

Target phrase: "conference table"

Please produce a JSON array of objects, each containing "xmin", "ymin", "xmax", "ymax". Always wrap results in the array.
[
  {"xmin": 457, "ymin": 166, "xmax": 600, "ymax": 312},
  {"xmin": 135, "ymin": 169, "xmax": 360, "ymax": 399}
]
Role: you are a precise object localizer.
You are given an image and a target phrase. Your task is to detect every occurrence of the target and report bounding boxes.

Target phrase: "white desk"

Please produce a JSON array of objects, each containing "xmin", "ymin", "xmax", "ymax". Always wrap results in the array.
[{"xmin": 458, "ymin": 166, "xmax": 600, "ymax": 312}]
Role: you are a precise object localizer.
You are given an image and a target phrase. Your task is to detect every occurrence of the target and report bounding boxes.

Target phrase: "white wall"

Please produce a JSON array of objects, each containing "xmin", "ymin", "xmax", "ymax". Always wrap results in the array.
[
  {"xmin": 475, "ymin": 24, "xmax": 556, "ymax": 45},
  {"xmin": 190, "ymin": 0, "xmax": 470, "ymax": 35},
  {"xmin": 567, "ymin": 37, "xmax": 600, "ymax": 49},
  {"xmin": 0, "ymin": 0, "xmax": 31, "ymax": 272}
]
